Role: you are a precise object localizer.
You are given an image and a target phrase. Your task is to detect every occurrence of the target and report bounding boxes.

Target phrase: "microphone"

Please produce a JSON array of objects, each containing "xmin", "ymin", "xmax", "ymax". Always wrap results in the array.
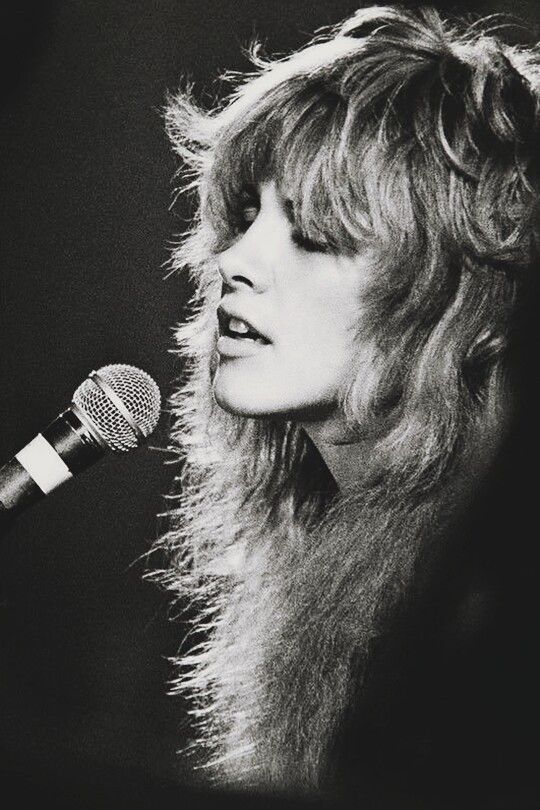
[{"xmin": 0, "ymin": 364, "xmax": 161, "ymax": 520}]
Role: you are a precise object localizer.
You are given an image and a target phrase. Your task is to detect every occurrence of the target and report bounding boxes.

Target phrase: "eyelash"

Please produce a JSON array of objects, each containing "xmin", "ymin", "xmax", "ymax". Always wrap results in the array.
[
  {"xmin": 231, "ymin": 198, "xmax": 329, "ymax": 254},
  {"xmin": 291, "ymin": 231, "xmax": 329, "ymax": 253}
]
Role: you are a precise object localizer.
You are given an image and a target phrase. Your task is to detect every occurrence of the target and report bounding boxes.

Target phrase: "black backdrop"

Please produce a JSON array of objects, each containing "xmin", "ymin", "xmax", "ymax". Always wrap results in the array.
[{"xmin": 1, "ymin": 1, "xmax": 539, "ymax": 806}]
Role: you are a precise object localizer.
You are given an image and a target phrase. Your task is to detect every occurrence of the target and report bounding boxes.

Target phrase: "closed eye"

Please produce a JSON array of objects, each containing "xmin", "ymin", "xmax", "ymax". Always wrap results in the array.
[
  {"xmin": 291, "ymin": 230, "xmax": 331, "ymax": 254},
  {"xmin": 284, "ymin": 198, "xmax": 330, "ymax": 254}
]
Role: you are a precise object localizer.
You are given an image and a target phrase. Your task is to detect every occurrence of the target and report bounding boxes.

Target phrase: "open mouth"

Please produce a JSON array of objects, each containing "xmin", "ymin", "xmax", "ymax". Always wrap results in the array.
[{"xmin": 218, "ymin": 311, "xmax": 271, "ymax": 345}]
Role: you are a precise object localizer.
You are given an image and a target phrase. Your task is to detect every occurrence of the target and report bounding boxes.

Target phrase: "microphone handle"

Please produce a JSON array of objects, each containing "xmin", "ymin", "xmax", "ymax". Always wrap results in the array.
[{"xmin": 0, "ymin": 408, "xmax": 105, "ymax": 519}]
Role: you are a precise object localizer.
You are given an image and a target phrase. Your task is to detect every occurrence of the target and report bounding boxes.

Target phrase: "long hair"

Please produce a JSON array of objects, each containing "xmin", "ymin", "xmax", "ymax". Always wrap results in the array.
[{"xmin": 156, "ymin": 5, "xmax": 540, "ymax": 796}]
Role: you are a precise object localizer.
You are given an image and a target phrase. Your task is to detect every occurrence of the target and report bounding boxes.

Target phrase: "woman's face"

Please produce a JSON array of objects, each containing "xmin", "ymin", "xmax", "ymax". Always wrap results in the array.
[{"xmin": 213, "ymin": 181, "xmax": 370, "ymax": 421}]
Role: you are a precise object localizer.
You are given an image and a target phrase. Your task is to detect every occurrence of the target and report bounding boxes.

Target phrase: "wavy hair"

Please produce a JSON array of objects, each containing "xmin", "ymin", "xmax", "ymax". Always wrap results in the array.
[{"xmin": 156, "ymin": 5, "xmax": 540, "ymax": 796}]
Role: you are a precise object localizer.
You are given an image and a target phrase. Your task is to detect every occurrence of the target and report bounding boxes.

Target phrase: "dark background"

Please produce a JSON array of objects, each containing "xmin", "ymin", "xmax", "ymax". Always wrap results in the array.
[{"xmin": 1, "ymin": 1, "xmax": 538, "ymax": 806}]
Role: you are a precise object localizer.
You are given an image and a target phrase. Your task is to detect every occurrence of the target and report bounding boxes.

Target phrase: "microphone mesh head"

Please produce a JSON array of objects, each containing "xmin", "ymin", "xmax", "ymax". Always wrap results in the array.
[{"xmin": 72, "ymin": 363, "xmax": 161, "ymax": 452}]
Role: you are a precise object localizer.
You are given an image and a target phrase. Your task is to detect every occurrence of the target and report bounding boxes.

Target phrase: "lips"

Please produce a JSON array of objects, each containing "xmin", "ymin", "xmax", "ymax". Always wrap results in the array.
[{"xmin": 217, "ymin": 303, "xmax": 271, "ymax": 344}]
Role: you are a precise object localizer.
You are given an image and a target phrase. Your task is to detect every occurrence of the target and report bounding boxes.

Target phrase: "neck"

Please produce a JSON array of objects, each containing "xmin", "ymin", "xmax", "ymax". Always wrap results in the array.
[{"xmin": 300, "ymin": 411, "xmax": 371, "ymax": 492}]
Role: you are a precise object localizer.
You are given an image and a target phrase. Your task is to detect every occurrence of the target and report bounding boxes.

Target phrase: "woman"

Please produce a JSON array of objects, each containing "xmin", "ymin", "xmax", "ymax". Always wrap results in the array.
[{"xmin": 158, "ymin": 5, "xmax": 539, "ymax": 804}]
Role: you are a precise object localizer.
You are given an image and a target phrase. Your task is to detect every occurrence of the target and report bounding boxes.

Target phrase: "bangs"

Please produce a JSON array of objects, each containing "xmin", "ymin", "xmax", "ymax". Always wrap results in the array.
[{"xmin": 203, "ymin": 76, "xmax": 377, "ymax": 255}]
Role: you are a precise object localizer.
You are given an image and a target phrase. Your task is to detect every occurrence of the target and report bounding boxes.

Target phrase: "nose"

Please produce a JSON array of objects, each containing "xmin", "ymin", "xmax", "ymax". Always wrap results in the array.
[{"xmin": 217, "ymin": 220, "xmax": 273, "ymax": 294}]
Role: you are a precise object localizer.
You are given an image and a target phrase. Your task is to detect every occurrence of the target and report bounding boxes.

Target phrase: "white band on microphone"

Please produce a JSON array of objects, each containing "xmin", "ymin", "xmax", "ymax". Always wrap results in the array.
[{"xmin": 16, "ymin": 434, "xmax": 73, "ymax": 494}]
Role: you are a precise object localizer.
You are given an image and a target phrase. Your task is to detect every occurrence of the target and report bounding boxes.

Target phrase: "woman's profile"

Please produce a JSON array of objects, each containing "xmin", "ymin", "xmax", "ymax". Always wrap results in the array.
[{"xmin": 157, "ymin": 5, "xmax": 539, "ymax": 805}]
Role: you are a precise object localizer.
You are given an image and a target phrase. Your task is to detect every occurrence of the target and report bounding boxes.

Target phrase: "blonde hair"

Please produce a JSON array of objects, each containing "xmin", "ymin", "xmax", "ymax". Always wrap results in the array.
[{"xmin": 156, "ymin": 5, "xmax": 540, "ymax": 796}]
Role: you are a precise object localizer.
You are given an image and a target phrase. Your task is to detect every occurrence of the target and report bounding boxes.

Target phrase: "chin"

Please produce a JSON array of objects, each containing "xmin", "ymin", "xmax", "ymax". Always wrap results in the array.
[
  {"xmin": 212, "ymin": 364, "xmax": 277, "ymax": 417},
  {"xmin": 212, "ymin": 358, "xmax": 344, "ymax": 420},
  {"xmin": 213, "ymin": 379, "xmax": 339, "ymax": 422},
  {"xmin": 213, "ymin": 385, "xmax": 282, "ymax": 418}
]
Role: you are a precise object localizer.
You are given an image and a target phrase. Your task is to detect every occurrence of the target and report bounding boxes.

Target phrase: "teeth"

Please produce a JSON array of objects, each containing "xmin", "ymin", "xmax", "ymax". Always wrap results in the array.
[{"xmin": 229, "ymin": 317, "xmax": 250, "ymax": 335}]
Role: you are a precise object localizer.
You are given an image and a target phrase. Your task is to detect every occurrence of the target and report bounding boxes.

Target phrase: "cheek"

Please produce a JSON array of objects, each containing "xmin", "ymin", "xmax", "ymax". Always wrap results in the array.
[
  {"xmin": 284, "ymin": 326, "xmax": 356, "ymax": 373},
  {"xmin": 275, "ymin": 314, "xmax": 359, "ymax": 402},
  {"xmin": 286, "ymin": 293, "xmax": 360, "ymax": 362}
]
